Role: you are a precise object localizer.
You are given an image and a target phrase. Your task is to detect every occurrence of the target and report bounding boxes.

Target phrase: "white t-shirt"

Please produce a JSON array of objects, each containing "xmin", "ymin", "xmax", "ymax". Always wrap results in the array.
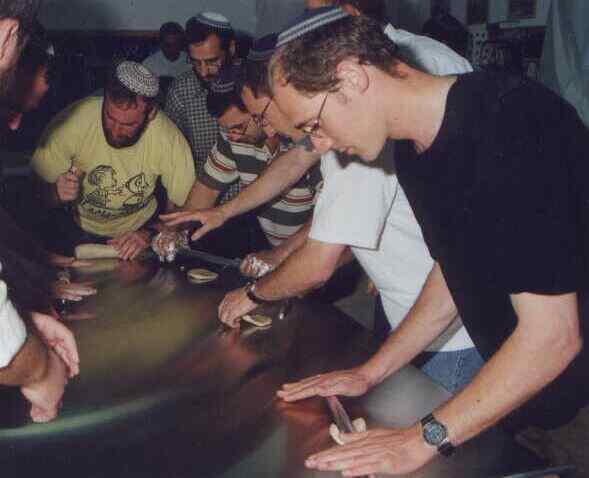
[
  {"xmin": 142, "ymin": 50, "xmax": 190, "ymax": 79},
  {"xmin": 309, "ymin": 29, "xmax": 474, "ymax": 352},
  {"xmin": 310, "ymin": 152, "xmax": 474, "ymax": 352},
  {"xmin": 0, "ymin": 262, "xmax": 27, "ymax": 367},
  {"xmin": 384, "ymin": 24, "xmax": 473, "ymax": 76}
]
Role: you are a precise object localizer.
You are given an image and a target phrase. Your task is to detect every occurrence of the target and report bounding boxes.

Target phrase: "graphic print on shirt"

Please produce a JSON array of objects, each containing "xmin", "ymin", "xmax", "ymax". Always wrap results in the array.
[{"xmin": 80, "ymin": 166, "xmax": 153, "ymax": 221}]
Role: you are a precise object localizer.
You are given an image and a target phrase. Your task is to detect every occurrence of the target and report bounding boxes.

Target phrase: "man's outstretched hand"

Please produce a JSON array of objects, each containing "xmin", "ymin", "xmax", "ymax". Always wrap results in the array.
[{"xmin": 160, "ymin": 208, "xmax": 227, "ymax": 242}]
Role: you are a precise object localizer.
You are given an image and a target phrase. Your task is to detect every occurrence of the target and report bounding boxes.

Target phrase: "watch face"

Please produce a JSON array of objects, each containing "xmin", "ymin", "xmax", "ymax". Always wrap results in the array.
[{"xmin": 423, "ymin": 420, "xmax": 447, "ymax": 446}]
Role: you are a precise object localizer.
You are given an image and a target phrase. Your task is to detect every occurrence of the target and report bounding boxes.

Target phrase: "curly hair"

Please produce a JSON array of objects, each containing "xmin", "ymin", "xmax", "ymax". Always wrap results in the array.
[{"xmin": 270, "ymin": 14, "xmax": 399, "ymax": 95}]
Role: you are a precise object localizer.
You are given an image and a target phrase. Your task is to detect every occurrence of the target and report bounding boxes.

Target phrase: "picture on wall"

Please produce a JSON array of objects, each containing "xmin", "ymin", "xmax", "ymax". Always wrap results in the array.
[
  {"xmin": 508, "ymin": 0, "xmax": 537, "ymax": 20},
  {"xmin": 467, "ymin": 0, "xmax": 488, "ymax": 25}
]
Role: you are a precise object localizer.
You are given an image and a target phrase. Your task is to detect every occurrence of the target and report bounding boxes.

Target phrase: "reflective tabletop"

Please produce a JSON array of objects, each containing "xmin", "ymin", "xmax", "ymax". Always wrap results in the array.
[{"xmin": 0, "ymin": 258, "xmax": 542, "ymax": 477}]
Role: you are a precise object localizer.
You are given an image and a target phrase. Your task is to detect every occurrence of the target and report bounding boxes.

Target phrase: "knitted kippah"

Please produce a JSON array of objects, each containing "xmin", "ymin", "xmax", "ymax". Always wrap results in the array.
[
  {"xmin": 116, "ymin": 61, "xmax": 159, "ymax": 98},
  {"xmin": 194, "ymin": 11, "xmax": 232, "ymax": 31},
  {"xmin": 276, "ymin": 6, "xmax": 350, "ymax": 48},
  {"xmin": 247, "ymin": 32, "xmax": 278, "ymax": 62}
]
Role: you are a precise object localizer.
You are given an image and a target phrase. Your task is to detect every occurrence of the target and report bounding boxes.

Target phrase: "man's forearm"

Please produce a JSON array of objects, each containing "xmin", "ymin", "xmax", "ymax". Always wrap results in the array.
[
  {"xmin": 219, "ymin": 146, "xmax": 320, "ymax": 220},
  {"xmin": 360, "ymin": 263, "xmax": 459, "ymax": 385},
  {"xmin": 255, "ymin": 239, "xmax": 345, "ymax": 300},
  {"xmin": 184, "ymin": 181, "xmax": 222, "ymax": 212},
  {"xmin": 0, "ymin": 332, "xmax": 49, "ymax": 387},
  {"xmin": 435, "ymin": 292, "xmax": 581, "ymax": 447}
]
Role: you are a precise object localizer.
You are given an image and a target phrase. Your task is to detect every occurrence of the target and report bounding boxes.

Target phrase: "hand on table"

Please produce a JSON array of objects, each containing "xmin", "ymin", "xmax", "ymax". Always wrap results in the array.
[
  {"xmin": 52, "ymin": 280, "xmax": 97, "ymax": 302},
  {"xmin": 55, "ymin": 166, "xmax": 83, "ymax": 203},
  {"xmin": 304, "ymin": 425, "xmax": 435, "ymax": 477},
  {"xmin": 218, "ymin": 287, "xmax": 256, "ymax": 328},
  {"xmin": 108, "ymin": 230, "xmax": 151, "ymax": 261},
  {"xmin": 31, "ymin": 312, "xmax": 80, "ymax": 378},
  {"xmin": 160, "ymin": 207, "xmax": 227, "ymax": 242},
  {"xmin": 240, "ymin": 250, "xmax": 282, "ymax": 278},
  {"xmin": 277, "ymin": 368, "xmax": 372, "ymax": 402},
  {"xmin": 21, "ymin": 349, "xmax": 69, "ymax": 423}
]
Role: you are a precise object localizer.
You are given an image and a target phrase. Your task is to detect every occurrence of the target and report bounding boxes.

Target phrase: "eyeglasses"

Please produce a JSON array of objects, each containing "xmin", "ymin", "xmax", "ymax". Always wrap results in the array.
[
  {"xmin": 186, "ymin": 55, "xmax": 224, "ymax": 70},
  {"xmin": 252, "ymin": 98, "xmax": 273, "ymax": 128},
  {"xmin": 300, "ymin": 93, "xmax": 329, "ymax": 137},
  {"xmin": 219, "ymin": 116, "xmax": 252, "ymax": 137}
]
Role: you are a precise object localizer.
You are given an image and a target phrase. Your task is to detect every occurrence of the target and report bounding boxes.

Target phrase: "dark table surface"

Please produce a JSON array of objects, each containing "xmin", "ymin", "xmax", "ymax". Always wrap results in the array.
[{"xmin": 0, "ymin": 257, "xmax": 544, "ymax": 477}]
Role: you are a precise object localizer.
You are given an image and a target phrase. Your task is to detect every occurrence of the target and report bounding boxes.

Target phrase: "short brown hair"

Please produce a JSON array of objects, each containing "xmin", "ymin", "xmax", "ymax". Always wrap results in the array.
[{"xmin": 270, "ymin": 14, "xmax": 399, "ymax": 95}]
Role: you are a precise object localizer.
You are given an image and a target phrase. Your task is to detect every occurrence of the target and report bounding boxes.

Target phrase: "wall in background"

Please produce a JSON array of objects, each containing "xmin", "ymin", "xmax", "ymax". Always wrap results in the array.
[
  {"xmin": 449, "ymin": 0, "xmax": 552, "ymax": 28},
  {"xmin": 39, "ymin": 0, "xmax": 258, "ymax": 33},
  {"xmin": 387, "ymin": 0, "xmax": 432, "ymax": 33}
]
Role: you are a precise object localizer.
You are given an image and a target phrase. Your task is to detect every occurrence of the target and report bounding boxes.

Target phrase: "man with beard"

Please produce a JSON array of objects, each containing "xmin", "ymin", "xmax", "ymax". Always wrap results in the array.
[
  {"xmin": 174, "ymin": 66, "xmax": 320, "ymax": 258},
  {"xmin": 0, "ymin": 0, "xmax": 79, "ymax": 424},
  {"xmin": 32, "ymin": 61, "xmax": 195, "ymax": 259},
  {"xmin": 165, "ymin": 12, "xmax": 240, "ymax": 201}
]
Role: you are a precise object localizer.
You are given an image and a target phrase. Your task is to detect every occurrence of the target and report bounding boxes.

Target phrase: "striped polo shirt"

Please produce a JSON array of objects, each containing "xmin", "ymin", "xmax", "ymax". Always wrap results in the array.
[{"xmin": 201, "ymin": 133, "xmax": 322, "ymax": 246}]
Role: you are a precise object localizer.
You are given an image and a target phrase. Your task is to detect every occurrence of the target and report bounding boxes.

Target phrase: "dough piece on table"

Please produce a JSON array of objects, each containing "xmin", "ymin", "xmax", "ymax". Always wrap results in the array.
[
  {"xmin": 75, "ymin": 244, "xmax": 119, "ymax": 260},
  {"xmin": 242, "ymin": 314, "xmax": 272, "ymax": 328},
  {"xmin": 187, "ymin": 268, "xmax": 218, "ymax": 283},
  {"xmin": 329, "ymin": 418, "xmax": 367, "ymax": 445}
]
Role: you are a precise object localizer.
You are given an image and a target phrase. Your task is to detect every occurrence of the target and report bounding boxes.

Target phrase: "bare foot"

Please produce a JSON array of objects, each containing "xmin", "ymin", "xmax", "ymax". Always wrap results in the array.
[{"xmin": 20, "ymin": 350, "xmax": 68, "ymax": 423}]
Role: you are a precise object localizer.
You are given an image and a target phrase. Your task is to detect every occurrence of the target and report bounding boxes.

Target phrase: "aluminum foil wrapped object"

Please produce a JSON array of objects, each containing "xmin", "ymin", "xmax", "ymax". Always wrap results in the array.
[
  {"xmin": 243, "ymin": 255, "xmax": 275, "ymax": 278},
  {"xmin": 151, "ymin": 230, "xmax": 189, "ymax": 263}
]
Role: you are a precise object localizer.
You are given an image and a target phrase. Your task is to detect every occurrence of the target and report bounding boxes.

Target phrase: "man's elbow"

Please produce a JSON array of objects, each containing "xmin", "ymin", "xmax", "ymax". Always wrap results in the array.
[
  {"xmin": 565, "ymin": 329, "xmax": 583, "ymax": 362},
  {"xmin": 553, "ymin": 318, "xmax": 583, "ymax": 366}
]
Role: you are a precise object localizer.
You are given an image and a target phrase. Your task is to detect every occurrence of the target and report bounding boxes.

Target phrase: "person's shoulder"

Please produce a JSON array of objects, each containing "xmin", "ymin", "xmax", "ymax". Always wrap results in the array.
[
  {"xmin": 150, "ymin": 109, "xmax": 189, "ymax": 142},
  {"xmin": 168, "ymin": 70, "xmax": 198, "ymax": 94},
  {"xmin": 46, "ymin": 96, "xmax": 100, "ymax": 133}
]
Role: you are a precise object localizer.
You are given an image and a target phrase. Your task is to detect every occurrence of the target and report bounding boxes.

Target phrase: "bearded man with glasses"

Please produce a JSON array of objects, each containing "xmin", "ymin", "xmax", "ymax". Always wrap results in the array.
[{"xmin": 165, "ymin": 12, "xmax": 241, "ymax": 202}]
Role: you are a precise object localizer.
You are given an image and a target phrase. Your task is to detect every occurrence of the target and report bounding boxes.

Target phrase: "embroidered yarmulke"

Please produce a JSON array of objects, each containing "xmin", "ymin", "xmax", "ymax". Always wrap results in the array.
[
  {"xmin": 116, "ymin": 61, "xmax": 159, "ymax": 98},
  {"xmin": 210, "ymin": 65, "xmax": 240, "ymax": 94},
  {"xmin": 194, "ymin": 11, "xmax": 232, "ymax": 31},
  {"xmin": 276, "ymin": 6, "xmax": 350, "ymax": 48},
  {"xmin": 247, "ymin": 33, "xmax": 278, "ymax": 62}
]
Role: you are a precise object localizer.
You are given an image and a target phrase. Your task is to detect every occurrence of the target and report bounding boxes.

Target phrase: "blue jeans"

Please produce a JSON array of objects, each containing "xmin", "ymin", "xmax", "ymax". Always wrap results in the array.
[
  {"xmin": 374, "ymin": 297, "xmax": 484, "ymax": 394},
  {"xmin": 414, "ymin": 348, "xmax": 485, "ymax": 394}
]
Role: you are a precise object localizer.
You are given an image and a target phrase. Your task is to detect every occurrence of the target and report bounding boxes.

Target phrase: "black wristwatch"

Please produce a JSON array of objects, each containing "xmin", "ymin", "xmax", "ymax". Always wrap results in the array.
[
  {"xmin": 245, "ymin": 281, "xmax": 273, "ymax": 305},
  {"xmin": 420, "ymin": 413, "xmax": 455, "ymax": 457}
]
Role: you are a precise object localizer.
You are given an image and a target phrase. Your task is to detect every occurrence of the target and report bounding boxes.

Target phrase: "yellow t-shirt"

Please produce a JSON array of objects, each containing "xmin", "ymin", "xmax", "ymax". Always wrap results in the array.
[{"xmin": 32, "ymin": 97, "xmax": 195, "ymax": 237}]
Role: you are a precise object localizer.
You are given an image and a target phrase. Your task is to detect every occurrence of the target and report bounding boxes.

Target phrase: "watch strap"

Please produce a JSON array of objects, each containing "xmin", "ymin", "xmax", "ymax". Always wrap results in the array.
[
  {"xmin": 420, "ymin": 413, "xmax": 455, "ymax": 457},
  {"xmin": 245, "ymin": 281, "xmax": 272, "ymax": 305}
]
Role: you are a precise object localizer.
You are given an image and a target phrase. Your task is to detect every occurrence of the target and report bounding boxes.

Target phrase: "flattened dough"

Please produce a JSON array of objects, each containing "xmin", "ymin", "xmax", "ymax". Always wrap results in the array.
[
  {"xmin": 242, "ymin": 314, "xmax": 272, "ymax": 328},
  {"xmin": 75, "ymin": 244, "xmax": 119, "ymax": 260},
  {"xmin": 329, "ymin": 418, "xmax": 367, "ymax": 445},
  {"xmin": 187, "ymin": 268, "xmax": 218, "ymax": 283}
]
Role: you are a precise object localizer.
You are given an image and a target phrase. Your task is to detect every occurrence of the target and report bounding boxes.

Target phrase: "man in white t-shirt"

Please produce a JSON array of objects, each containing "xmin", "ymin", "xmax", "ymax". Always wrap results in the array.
[
  {"xmin": 163, "ymin": 25, "xmax": 482, "ymax": 393},
  {"xmin": 142, "ymin": 22, "xmax": 190, "ymax": 98}
]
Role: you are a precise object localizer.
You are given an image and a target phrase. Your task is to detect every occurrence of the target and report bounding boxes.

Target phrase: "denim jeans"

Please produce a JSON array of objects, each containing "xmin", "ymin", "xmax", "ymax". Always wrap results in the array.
[
  {"xmin": 414, "ymin": 347, "xmax": 485, "ymax": 394},
  {"xmin": 374, "ymin": 296, "xmax": 484, "ymax": 394}
]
